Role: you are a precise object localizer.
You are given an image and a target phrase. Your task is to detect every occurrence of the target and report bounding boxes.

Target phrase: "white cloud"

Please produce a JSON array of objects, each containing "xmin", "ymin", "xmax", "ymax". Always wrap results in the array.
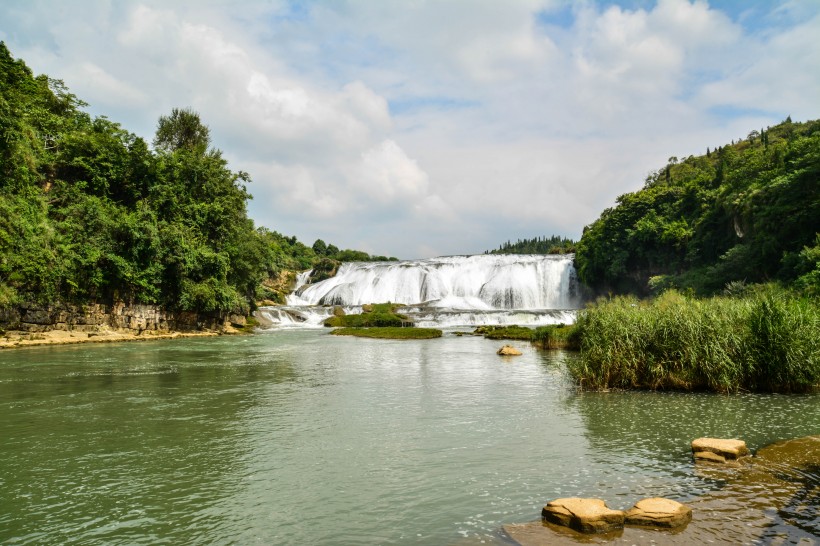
[{"xmin": 1, "ymin": 0, "xmax": 817, "ymax": 258}]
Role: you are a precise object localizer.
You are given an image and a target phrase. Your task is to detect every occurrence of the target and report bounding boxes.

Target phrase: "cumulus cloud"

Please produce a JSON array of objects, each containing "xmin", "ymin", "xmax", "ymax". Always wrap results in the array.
[{"xmin": 1, "ymin": 0, "xmax": 817, "ymax": 258}]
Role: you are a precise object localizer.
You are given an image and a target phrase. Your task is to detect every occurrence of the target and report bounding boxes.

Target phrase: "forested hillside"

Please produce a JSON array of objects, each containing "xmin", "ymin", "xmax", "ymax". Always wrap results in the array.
[
  {"xmin": 0, "ymin": 44, "xmax": 386, "ymax": 314},
  {"xmin": 575, "ymin": 118, "xmax": 820, "ymax": 296},
  {"xmin": 486, "ymin": 235, "xmax": 575, "ymax": 255}
]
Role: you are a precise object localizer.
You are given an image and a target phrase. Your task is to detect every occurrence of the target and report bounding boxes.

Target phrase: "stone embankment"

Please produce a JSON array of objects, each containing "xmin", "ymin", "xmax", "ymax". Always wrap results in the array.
[{"xmin": 0, "ymin": 302, "xmax": 247, "ymax": 349}]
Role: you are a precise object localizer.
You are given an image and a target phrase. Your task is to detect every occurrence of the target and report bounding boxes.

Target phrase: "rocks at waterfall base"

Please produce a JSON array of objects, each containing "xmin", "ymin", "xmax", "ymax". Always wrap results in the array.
[
  {"xmin": 497, "ymin": 345, "xmax": 523, "ymax": 356},
  {"xmin": 692, "ymin": 437, "xmax": 750, "ymax": 464}
]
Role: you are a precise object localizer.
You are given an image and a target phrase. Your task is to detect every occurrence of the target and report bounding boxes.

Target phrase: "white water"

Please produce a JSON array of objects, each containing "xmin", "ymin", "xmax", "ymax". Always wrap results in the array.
[{"xmin": 260, "ymin": 254, "xmax": 581, "ymax": 328}]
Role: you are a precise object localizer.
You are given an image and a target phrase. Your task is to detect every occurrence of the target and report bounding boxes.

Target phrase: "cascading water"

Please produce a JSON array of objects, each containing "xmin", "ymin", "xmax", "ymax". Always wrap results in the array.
[{"xmin": 257, "ymin": 254, "xmax": 582, "ymax": 328}]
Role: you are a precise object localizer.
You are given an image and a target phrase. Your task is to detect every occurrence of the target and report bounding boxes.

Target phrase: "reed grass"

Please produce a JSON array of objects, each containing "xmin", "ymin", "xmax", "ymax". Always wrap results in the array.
[
  {"xmin": 532, "ymin": 324, "xmax": 581, "ymax": 350},
  {"xmin": 569, "ymin": 287, "xmax": 819, "ymax": 393}
]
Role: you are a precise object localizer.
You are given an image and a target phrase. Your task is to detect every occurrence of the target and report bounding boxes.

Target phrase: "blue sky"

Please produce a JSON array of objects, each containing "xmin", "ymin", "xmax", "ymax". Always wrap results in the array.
[{"xmin": 1, "ymin": 0, "xmax": 818, "ymax": 258}]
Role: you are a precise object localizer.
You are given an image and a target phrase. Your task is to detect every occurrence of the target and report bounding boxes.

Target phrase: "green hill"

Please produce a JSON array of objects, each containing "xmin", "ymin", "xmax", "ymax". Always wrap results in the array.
[{"xmin": 575, "ymin": 118, "xmax": 820, "ymax": 296}]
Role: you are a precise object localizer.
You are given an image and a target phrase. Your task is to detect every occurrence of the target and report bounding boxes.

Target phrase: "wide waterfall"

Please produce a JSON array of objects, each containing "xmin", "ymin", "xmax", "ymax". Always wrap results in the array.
[{"xmin": 259, "ymin": 254, "xmax": 582, "ymax": 328}]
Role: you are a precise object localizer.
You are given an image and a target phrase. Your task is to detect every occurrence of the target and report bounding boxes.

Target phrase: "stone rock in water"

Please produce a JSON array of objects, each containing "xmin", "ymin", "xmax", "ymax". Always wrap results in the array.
[
  {"xmin": 541, "ymin": 497, "xmax": 624, "ymax": 533},
  {"xmin": 624, "ymin": 497, "xmax": 692, "ymax": 529},
  {"xmin": 497, "ymin": 345, "xmax": 523, "ymax": 356},
  {"xmin": 693, "ymin": 450, "xmax": 728, "ymax": 464},
  {"xmin": 691, "ymin": 438, "xmax": 749, "ymax": 461}
]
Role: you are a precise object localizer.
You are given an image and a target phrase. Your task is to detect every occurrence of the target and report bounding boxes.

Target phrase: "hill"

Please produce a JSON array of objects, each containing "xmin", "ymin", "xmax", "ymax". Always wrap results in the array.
[{"xmin": 575, "ymin": 117, "xmax": 820, "ymax": 296}]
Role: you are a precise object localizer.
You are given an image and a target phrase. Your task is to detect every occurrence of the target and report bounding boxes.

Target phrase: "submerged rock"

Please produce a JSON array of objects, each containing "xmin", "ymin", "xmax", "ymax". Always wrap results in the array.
[
  {"xmin": 497, "ymin": 345, "xmax": 523, "ymax": 356},
  {"xmin": 692, "ymin": 437, "xmax": 749, "ymax": 462},
  {"xmin": 624, "ymin": 497, "xmax": 692, "ymax": 528},
  {"xmin": 541, "ymin": 497, "xmax": 624, "ymax": 533}
]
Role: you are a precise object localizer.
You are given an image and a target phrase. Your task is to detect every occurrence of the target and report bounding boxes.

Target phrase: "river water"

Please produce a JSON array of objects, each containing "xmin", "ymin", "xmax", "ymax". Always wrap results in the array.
[{"xmin": 1, "ymin": 330, "xmax": 818, "ymax": 544}]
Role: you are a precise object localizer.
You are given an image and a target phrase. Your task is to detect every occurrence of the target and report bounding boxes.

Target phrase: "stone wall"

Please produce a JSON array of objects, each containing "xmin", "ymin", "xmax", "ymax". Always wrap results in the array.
[{"xmin": 0, "ymin": 302, "xmax": 247, "ymax": 334}]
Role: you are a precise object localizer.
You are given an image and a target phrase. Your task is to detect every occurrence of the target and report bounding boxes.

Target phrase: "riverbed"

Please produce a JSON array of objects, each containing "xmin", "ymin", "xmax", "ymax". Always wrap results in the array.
[{"xmin": 1, "ymin": 329, "xmax": 817, "ymax": 544}]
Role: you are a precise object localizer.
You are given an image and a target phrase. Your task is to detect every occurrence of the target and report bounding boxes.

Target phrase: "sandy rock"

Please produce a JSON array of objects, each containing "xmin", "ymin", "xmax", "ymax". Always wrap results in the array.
[
  {"xmin": 691, "ymin": 438, "xmax": 749, "ymax": 460},
  {"xmin": 497, "ymin": 345, "xmax": 523, "ymax": 356},
  {"xmin": 624, "ymin": 497, "xmax": 692, "ymax": 528},
  {"xmin": 541, "ymin": 497, "xmax": 624, "ymax": 533},
  {"xmin": 693, "ymin": 450, "xmax": 728, "ymax": 464}
]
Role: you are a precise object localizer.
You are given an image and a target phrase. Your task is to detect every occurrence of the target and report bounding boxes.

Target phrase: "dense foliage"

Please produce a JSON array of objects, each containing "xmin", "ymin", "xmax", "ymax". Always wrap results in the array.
[
  {"xmin": 575, "ymin": 118, "xmax": 820, "ymax": 296},
  {"xmin": 486, "ymin": 235, "xmax": 576, "ymax": 255},
  {"xmin": 569, "ymin": 287, "xmax": 819, "ymax": 393},
  {"xmin": 0, "ymin": 44, "xmax": 386, "ymax": 314}
]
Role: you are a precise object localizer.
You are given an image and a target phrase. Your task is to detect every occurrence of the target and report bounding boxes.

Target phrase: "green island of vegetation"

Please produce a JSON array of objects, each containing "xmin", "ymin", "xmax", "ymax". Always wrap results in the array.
[
  {"xmin": 324, "ymin": 303, "xmax": 442, "ymax": 339},
  {"xmin": 331, "ymin": 327, "xmax": 443, "ymax": 340},
  {"xmin": 472, "ymin": 324, "xmax": 581, "ymax": 350}
]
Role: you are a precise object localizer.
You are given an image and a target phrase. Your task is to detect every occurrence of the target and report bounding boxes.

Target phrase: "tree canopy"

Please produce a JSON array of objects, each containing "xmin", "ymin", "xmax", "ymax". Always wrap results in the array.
[
  {"xmin": 575, "ymin": 117, "xmax": 820, "ymax": 296},
  {"xmin": 0, "ymin": 44, "xmax": 391, "ymax": 313}
]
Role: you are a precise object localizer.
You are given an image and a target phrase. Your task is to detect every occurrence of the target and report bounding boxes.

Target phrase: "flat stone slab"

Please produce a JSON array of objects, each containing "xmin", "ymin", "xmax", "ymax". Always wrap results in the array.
[
  {"xmin": 497, "ymin": 345, "xmax": 522, "ymax": 356},
  {"xmin": 691, "ymin": 438, "xmax": 749, "ymax": 460},
  {"xmin": 624, "ymin": 497, "xmax": 692, "ymax": 528},
  {"xmin": 542, "ymin": 497, "xmax": 624, "ymax": 533}
]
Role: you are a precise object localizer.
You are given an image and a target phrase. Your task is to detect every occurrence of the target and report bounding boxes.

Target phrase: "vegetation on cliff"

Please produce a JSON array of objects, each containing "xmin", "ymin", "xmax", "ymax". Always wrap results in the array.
[{"xmin": 575, "ymin": 118, "xmax": 820, "ymax": 296}]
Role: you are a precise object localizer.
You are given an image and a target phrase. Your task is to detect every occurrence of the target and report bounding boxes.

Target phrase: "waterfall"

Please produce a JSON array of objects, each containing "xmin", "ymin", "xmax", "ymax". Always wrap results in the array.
[{"xmin": 267, "ymin": 255, "xmax": 580, "ymax": 328}]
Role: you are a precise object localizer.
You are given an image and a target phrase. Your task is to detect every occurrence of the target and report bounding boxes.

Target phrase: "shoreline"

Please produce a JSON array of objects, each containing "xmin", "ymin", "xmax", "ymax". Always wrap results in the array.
[{"xmin": 0, "ymin": 327, "xmax": 236, "ymax": 350}]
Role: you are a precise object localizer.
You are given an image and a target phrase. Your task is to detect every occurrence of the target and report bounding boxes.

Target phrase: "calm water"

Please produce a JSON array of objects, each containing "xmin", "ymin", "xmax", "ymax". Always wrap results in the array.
[{"xmin": 1, "ymin": 330, "xmax": 818, "ymax": 544}]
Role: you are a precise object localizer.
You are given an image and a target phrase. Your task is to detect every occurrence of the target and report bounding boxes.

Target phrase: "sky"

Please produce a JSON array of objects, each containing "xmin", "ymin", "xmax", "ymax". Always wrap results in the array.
[{"xmin": 1, "ymin": 0, "xmax": 819, "ymax": 259}]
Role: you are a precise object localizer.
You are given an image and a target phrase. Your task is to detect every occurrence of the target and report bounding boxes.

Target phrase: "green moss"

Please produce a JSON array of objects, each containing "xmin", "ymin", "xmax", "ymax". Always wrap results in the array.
[
  {"xmin": 331, "ymin": 327, "xmax": 442, "ymax": 339},
  {"xmin": 323, "ymin": 302, "xmax": 411, "ymax": 328}
]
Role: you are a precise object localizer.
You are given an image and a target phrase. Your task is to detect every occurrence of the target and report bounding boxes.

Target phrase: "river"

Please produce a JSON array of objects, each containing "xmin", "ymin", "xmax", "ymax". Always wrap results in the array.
[{"xmin": 1, "ymin": 330, "xmax": 818, "ymax": 544}]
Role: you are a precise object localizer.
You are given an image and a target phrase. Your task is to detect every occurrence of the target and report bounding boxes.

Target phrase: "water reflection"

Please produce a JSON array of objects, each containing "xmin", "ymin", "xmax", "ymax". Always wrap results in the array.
[{"xmin": 1, "ymin": 335, "xmax": 818, "ymax": 545}]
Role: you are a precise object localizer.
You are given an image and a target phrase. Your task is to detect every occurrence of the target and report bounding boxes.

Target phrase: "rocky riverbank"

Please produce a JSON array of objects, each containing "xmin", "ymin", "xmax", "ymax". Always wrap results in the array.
[
  {"xmin": 504, "ymin": 435, "xmax": 819, "ymax": 545},
  {"xmin": 0, "ymin": 302, "xmax": 248, "ymax": 349}
]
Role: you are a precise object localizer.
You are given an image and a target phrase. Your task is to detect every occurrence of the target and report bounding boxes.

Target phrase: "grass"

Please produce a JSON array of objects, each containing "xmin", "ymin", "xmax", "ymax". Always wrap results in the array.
[
  {"xmin": 533, "ymin": 324, "xmax": 581, "ymax": 350},
  {"xmin": 472, "ymin": 324, "xmax": 581, "ymax": 350},
  {"xmin": 474, "ymin": 325, "xmax": 536, "ymax": 340},
  {"xmin": 569, "ymin": 286, "xmax": 819, "ymax": 393},
  {"xmin": 331, "ymin": 327, "xmax": 442, "ymax": 339}
]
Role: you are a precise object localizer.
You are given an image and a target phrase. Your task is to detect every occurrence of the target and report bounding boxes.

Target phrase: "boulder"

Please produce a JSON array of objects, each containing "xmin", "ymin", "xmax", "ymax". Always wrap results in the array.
[
  {"xmin": 624, "ymin": 497, "xmax": 692, "ymax": 528},
  {"xmin": 691, "ymin": 438, "xmax": 749, "ymax": 461},
  {"xmin": 541, "ymin": 497, "xmax": 624, "ymax": 533},
  {"xmin": 333, "ymin": 306, "xmax": 346, "ymax": 317},
  {"xmin": 497, "ymin": 345, "xmax": 523, "ymax": 356},
  {"xmin": 361, "ymin": 304, "xmax": 373, "ymax": 313}
]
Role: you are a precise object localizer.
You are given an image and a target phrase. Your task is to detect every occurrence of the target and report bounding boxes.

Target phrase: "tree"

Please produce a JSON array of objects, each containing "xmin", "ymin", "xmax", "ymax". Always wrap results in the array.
[
  {"xmin": 312, "ymin": 239, "xmax": 328, "ymax": 256},
  {"xmin": 153, "ymin": 107, "xmax": 210, "ymax": 155}
]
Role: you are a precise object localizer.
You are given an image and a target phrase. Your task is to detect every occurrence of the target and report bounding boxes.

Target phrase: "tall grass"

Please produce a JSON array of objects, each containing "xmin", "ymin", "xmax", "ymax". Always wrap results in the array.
[{"xmin": 569, "ymin": 287, "xmax": 819, "ymax": 393}]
